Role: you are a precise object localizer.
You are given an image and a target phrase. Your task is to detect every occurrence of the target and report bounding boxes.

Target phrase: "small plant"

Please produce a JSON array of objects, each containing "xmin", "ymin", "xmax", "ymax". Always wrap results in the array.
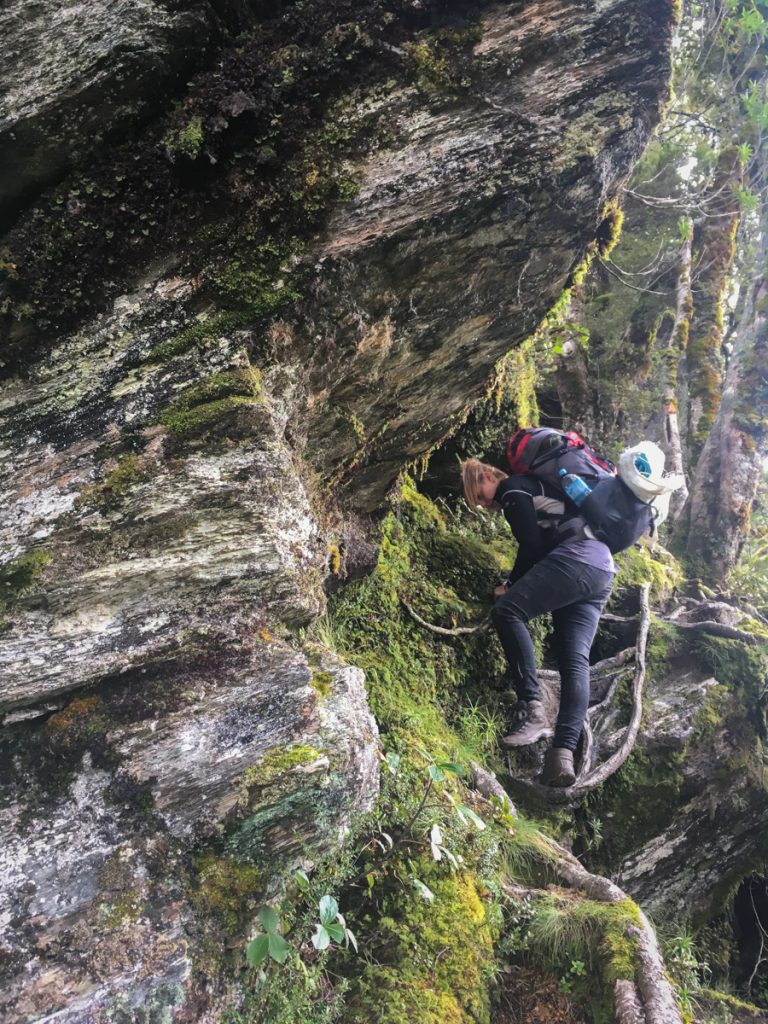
[
  {"xmin": 246, "ymin": 906, "xmax": 290, "ymax": 968},
  {"xmin": 664, "ymin": 932, "xmax": 710, "ymax": 1017},
  {"xmin": 457, "ymin": 700, "xmax": 505, "ymax": 756},
  {"xmin": 559, "ymin": 957, "xmax": 587, "ymax": 994},
  {"xmin": 311, "ymin": 895, "xmax": 357, "ymax": 952},
  {"xmin": 500, "ymin": 891, "xmax": 535, "ymax": 956}
]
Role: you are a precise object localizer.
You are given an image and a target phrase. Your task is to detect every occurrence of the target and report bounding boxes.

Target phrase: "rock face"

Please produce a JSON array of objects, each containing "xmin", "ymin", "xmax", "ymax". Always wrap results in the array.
[
  {"xmin": 0, "ymin": 0, "xmax": 212, "ymax": 225},
  {"xmin": 615, "ymin": 656, "xmax": 768, "ymax": 924},
  {"xmin": 296, "ymin": 0, "xmax": 677, "ymax": 505},
  {"xmin": 1, "ymin": 653, "xmax": 378, "ymax": 1022},
  {"xmin": 0, "ymin": 0, "xmax": 678, "ymax": 1018},
  {"xmin": 0, "ymin": 278, "xmax": 327, "ymax": 712}
]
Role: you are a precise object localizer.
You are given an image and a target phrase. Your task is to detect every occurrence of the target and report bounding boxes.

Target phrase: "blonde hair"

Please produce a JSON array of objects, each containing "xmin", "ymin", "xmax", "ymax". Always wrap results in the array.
[{"xmin": 461, "ymin": 458, "xmax": 507, "ymax": 507}]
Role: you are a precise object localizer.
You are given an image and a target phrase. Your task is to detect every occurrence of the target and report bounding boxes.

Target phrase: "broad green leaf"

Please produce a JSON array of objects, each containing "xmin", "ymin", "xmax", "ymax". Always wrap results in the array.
[
  {"xmin": 268, "ymin": 933, "xmax": 290, "ymax": 964},
  {"xmin": 312, "ymin": 924, "xmax": 331, "ymax": 950},
  {"xmin": 258, "ymin": 906, "xmax": 279, "ymax": 933},
  {"xmin": 294, "ymin": 869, "xmax": 310, "ymax": 892},
  {"xmin": 385, "ymin": 752, "xmax": 401, "ymax": 774},
  {"xmin": 366, "ymin": 872, "xmax": 376, "ymax": 891},
  {"xmin": 319, "ymin": 894, "xmax": 339, "ymax": 925},
  {"xmin": 435, "ymin": 762, "xmax": 464, "ymax": 775},
  {"xmin": 326, "ymin": 922, "xmax": 345, "ymax": 943},
  {"xmin": 246, "ymin": 934, "xmax": 269, "ymax": 966},
  {"xmin": 428, "ymin": 764, "xmax": 445, "ymax": 782}
]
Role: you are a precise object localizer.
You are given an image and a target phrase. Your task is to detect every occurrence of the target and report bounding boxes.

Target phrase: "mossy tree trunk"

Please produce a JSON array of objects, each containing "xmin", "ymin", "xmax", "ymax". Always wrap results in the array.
[
  {"xmin": 655, "ymin": 226, "xmax": 692, "ymax": 517},
  {"xmin": 684, "ymin": 146, "xmax": 741, "ymax": 459},
  {"xmin": 684, "ymin": 236, "xmax": 768, "ymax": 578}
]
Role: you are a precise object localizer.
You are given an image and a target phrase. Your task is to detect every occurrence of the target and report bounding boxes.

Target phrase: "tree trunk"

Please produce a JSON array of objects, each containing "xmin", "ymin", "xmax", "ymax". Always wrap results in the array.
[
  {"xmin": 685, "ymin": 147, "xmax": 741, "ymax": 458},
  {"xmin": 684, "ymin": 234, "xmax": 768, "ymax": 577},
  {"xmin": 661, "ymin": 227, "xmax": 692, "ymax": 516}
]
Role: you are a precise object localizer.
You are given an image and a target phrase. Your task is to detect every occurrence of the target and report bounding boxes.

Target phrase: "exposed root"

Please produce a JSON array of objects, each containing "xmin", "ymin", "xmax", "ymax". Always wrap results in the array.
[
  {"xmin": 401, "ymin": 599, "xmax": 490, "ymax": 636},
  {"xmin": 469, "ymin": 761, "xmax": 683, "ymax": 1024},
  {"xmin": 665, "ymin": 619, "xmax": 760, "ymax": 643},
  {"xmin": 591, "ymin": 648, "xmax": 636, "ymax": 674},
  {"xmin": 506, "ymin": 584, "xmax": 651, "ymax": 805}
]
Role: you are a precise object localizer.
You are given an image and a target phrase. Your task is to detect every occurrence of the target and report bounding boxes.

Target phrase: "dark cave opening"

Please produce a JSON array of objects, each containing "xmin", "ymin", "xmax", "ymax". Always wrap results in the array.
[{"xmin": 732, "ymin": 874, "xmax": 768, "ymax": 1004}]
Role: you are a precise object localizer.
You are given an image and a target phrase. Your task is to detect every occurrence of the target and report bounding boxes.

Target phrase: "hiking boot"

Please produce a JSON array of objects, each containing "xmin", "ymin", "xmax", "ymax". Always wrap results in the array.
[
  {"xmin": 541, "ymin": 747, "xmax": 576, "ymax": 787},
  {"xmin": 500, "ymin": 700, "xmax": 553, "ymax": 748}
]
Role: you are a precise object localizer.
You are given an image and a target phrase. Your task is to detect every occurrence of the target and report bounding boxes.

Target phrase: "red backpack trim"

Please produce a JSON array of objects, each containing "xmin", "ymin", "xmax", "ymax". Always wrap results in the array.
[{"xmin": 506, "ymin": 427, "xmax": 616, "ymax": 476}]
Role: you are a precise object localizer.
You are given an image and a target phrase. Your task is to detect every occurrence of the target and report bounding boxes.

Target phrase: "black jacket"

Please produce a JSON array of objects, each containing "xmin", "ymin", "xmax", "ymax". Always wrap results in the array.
[{"xmin": 495, "ymin": 474, "xmax": 581, "ymax": 583}]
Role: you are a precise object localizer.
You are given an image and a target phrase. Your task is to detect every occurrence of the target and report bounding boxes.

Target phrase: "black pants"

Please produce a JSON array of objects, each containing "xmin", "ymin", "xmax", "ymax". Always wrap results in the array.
[{"xmin": 491, "ymin": 550, "xmax": 614, "ymax": 751}]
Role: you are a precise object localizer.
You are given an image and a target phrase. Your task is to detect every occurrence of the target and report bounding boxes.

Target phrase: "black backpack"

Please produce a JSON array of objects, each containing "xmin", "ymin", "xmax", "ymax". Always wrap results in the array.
[
  {"xmin": 506, "ymin": 428, "xmax": 654, "ymax": 554},
  {"xmin": 578, "ymin": 478, "xmax": 655, "ymax": 554}
]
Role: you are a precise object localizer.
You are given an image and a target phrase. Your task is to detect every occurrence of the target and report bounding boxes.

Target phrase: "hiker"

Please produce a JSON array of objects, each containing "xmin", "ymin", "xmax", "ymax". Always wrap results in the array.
[{"xmin": 461, "ymin": 458, "xmax": 616, "ymax": 787}]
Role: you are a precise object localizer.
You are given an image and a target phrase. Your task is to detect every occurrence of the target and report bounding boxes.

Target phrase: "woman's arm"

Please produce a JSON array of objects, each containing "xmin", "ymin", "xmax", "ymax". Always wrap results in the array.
[{"xmin": 496, "ymin": 479, "xmax": 549, "ymax": 585}]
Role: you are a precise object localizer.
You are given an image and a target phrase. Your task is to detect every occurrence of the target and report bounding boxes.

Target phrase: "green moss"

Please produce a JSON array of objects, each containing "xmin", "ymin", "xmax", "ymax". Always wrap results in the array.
[
  {"xmin": 147, "ymin": 311, "xmax": 246, "ymax": 364},
  {"xmin": 343, "ymin": 860, "xmax": 496, "ymax": 1024},
  {"xmin": 191, "ymin": 853, "xmax": 264, "ymax": 933},
  {"xmin": 311, "ymin": 672, "xmax": 333, "ymax": 698},
  {"xmin": 692, "ymin": 683, "xmax": 730, "ymax": 741},
  {"xmin": 0, "ymin": 548, "xmax": 52, "ymax": 607},
  {"xmin": 595, "ymin": 203, "xmax": 625, "ymax": 258},
  {"xmin": 612, "ymin": 543, "xmax": 683, "ymax": 604},
  {"xmin": 526, "ymin": 891, "xmax": 643, "ymax": 984},
  {"xmin": 159, "ymin": 367, "xmax": 263, "ymax": 437},
  {"xmin": 699, "ymin": 987, "xmax": 766, "ymax": 1016},
  {"xmin": 99, "ymin": 890, "xmax": 144, "ymax": 930},
  {"xmin": 75, "ymin": 453, "xmax": 144, "ymax": 511},
  {"xmin": 406, "ymin": 25, "xmax": 481, "ymax": 95},
  {"xmin": 580, "ymin": 745, "xmax": 686, "ymax": 872},
  {"xmin": 163, "ymin": 116, "xmax": 204, "ymax": 160},
  {"xmin": 328, "ymin": 543, "xmax": 342, "ymax": 576},
  {"xmin": 243, "ymin": 744, "xmax": 321, "ymax": 793},
  {"xmin": 209, "ymin": 238, "xmax": 302, "ymax": 319}
]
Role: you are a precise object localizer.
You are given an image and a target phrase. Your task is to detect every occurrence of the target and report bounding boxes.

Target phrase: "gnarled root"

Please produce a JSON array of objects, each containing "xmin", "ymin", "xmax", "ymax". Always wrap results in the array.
[
  {"xmin": 506, "ymin": 584, "xmax": 651, "ymax": 805},
  {"xmin": 469, "ymin": 761, "xmax": 682, "ymax": 1024}
]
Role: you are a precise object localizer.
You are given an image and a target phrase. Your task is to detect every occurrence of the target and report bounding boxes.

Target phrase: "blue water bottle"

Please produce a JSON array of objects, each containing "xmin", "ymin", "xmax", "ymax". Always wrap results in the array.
[{"xmin": 559, "ymin": 468, "xmax": 592, "ymax": 506}]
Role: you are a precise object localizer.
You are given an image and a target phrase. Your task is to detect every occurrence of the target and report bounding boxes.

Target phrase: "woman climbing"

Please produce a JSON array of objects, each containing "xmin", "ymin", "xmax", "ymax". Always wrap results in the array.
[{"xmin": 461, "ymin": 458, "xmax": 616, "ymax": 787}]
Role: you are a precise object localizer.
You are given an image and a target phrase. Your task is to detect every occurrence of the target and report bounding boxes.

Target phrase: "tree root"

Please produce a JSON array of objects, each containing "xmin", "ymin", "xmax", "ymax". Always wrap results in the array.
[
  {"xmin": 505, "ymin": 584, "xmax": 651, "ymax": 805},
  {"xmin": 665, "ymin": 619, "xmax": 760, "ymax": 643},
  {"xmin": 401, "ymin": 599, "xmax": 490, "ymax": 636},
  {"xmin": 469, "ymin": 761, "xmax": 682, "ymax": 1024}
]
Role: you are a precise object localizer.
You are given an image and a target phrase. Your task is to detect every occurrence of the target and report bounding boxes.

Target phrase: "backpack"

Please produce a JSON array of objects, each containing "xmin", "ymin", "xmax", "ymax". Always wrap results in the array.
[
  {"xmin": 506, "ymin": 427, "xmax": 615, "ymax": 488},
  {"xmin": 505, "ymin": 427, "xmax": 653, "ymax": 554}
]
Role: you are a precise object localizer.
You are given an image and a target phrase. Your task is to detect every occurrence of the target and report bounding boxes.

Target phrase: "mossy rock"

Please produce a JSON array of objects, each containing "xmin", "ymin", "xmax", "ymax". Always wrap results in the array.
[
  {"xmin": 0, "ymin": 548, "xmax": 52, "ymax": 608},
  {"xmin": 159, "ymin": 367, "xmax": 266, "ymax": 439}
]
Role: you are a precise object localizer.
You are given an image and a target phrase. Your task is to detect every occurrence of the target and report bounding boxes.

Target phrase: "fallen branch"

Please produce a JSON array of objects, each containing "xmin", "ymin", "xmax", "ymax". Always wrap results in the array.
[
  {"xmin": 506, "ymin": 584, "xmax": 651, "ymax": 805},
  {"xmin": 469, "ymin": 761, "xmax": 682, "ymax": 1024}
]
